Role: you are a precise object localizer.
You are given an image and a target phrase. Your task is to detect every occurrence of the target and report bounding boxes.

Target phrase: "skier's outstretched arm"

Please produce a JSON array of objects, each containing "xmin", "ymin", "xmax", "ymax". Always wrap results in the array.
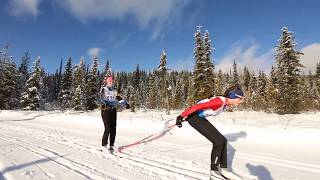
[{"xmin": 176, "ymin": 97, "xmax": 224, "ymax": 127}]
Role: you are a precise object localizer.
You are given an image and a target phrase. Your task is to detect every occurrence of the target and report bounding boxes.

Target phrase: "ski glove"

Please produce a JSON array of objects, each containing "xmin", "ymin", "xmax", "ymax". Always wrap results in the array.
[{"xmin": 176, "ymin": 115, "xmax": 184, "ymax": 128}]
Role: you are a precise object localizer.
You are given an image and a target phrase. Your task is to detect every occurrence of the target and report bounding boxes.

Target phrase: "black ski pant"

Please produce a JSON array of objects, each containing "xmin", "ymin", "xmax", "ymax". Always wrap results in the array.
[
  {"xmin": 101, "ymin": 108, "xmax": 117, "ymax": 147},
  {"xmin": 187, "ymin": 113, "xmax": 227, "ymax": 171}
]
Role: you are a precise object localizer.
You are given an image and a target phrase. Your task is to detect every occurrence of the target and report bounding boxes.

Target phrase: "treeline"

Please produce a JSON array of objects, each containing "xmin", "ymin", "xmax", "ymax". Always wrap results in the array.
[{"xmin": 0, "ymin": 26, "xmax": 320, "ymax": 114}]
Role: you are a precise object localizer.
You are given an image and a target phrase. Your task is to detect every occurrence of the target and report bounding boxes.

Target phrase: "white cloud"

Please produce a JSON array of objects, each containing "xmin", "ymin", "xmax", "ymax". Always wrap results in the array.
[
  {"xmin": 300, "ymin": 43, "xmax": 320, "ymax": 73},
  {"xmin": 56, "ymin": 0, "xmax": 191, "ymax": 38},
  {"xmin": 7, "ymin": 0, "xmax": 41, "ymax": 17},
  {"xmin": 88, "ymin": 48, "xmax": 101, "ymax": 58},
  {"xmin": 170, "ymin": 56, "xmax": 194, "ymax": 71},
  {"xmin": 216, "ymin": 43, "xmax": 275, "ymax": 74}
]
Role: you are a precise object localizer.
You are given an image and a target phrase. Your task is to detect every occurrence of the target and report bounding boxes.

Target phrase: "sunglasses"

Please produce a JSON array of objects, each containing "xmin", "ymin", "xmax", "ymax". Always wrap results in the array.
[{"xmin": 235, "ymin": 94, "xmax": 244, "ymax": 100}]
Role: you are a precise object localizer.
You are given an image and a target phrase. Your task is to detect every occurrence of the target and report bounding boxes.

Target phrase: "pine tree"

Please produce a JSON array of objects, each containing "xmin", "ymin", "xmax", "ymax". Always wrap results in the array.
[
  {"xmin": 59, "ymin": 57, "xmax": 73, "ymax": 109},
  {"xmin": 21, "ymin": 57, "xmax": 42, "ymax": 110},
  {"xmin": 85, "ymin": 56, "xmax": 99, "ymax": 110},
  {"xmin": 274, "ymin": 26, "xmax": 304, "ymax": 114},
  {"xmin": 72, "ymin": 57, "xmax": 86, "ymax": 110}
]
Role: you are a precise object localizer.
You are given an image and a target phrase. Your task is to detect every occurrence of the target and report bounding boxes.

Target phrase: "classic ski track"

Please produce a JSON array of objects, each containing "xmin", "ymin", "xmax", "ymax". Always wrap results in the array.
[
  {"xmin": 0, "ymin": 133, "xmax": 126, "ymax": 180},
  {"xmin": 124, "ymin": 136, "xmax": 320, "ymax": 174},
  {"xmin": 3, "ymin": 119, "xmax": 320, "ymax": 178},
  {"xmin": 0, "ymin": 122, "xmax": 207, "ymax": 180}
]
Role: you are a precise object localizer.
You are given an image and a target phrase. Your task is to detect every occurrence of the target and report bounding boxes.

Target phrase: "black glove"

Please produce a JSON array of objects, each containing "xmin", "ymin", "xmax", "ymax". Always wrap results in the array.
[{"xmin": 176, "ymin": 115, "xmax": 184, "ymax": 128}]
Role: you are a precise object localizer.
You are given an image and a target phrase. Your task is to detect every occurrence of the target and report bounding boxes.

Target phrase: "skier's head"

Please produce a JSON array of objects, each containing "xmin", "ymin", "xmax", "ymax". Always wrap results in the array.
[
  {"xmin": 224, "ymin": 84, "xmax": 244, "ymax": 105},
  {"xmin": 104, "ymin": 76, "xmax": 113, "ymax": 86}
]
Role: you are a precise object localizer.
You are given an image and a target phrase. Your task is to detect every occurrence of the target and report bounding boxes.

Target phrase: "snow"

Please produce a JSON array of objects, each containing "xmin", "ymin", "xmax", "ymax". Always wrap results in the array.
[{"xmin": 0, "ymin": 110, "xmax": 320, "ymax": 180}]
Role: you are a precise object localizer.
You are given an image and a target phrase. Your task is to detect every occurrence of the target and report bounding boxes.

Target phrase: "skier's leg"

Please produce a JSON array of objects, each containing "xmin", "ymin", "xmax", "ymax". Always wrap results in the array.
[
  {"xmin": 187, "ymin": 114, "xmax": 227, "ymax": 171},
  {"xmin": 220, "ymin": 140, "xmax": 228, "ymax": 169},
  {"xmin": 101, "ymin": 109, "xmax": 112, "ymax": 146},
  {"xmin": 109, "ymin": 108, "xmax": 117, "ymax": 147}
]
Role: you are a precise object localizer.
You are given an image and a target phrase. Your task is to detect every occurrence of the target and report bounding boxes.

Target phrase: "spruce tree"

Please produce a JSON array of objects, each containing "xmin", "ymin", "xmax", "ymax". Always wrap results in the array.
[
  {"xmin": 17, "ymin": 52, "xmax": 31, "ymax": 107},
  {"xmin": 147, "ymin": 71, "xmax": 157, "ymax": 109},
  {"xmin": 59, "ymin": 57, "xmax": 73, "ymax": 109},
  {"xmin": 243, "ymin": 66, "xmax": 251, "ymax": 91},
  {"xmin": 158, "ymin": 50, "xmax": 170, "ymax": 112},
  {"xmin": 203, "ymin": 30, "xmax": 215, "ymax": 95},
  {"xmin": 86, "ymin": 56, "xmax": 99, "ymax": 110},
  {"xmin": 0, "ymin": 46, "xmax": 18, "ymax": 109},
  {"xmin": 72, "ymin": 58, "xmax": 86, "ymax": 110},
  {"xmin": 274, "ymin": 26, "xmax": 303, "ymax": 114},
  {"xmin": 21, "ymin": 57, "xmax": 42, "ymax": 110},
  {"xmin": 256, "ymin": 71, "xmax": 267, "ymax": 110},
  {"xmin": 232, "ymin": 60, "xmax": 240, "ymax": 85},
  {"xmin": 192, "ymin": 26, "xmax": 215, "ymax": 103}
]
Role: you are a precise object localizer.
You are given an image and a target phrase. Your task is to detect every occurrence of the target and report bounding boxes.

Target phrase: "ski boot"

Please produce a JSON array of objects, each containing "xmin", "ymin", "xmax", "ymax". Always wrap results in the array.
[{"xmin": 108, "ymin": 146, "xmax": 115, "ymax": 154}]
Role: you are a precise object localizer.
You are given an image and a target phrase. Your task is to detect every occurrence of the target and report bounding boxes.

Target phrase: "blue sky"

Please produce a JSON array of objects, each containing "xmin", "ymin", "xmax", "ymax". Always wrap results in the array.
[{"xmin": 1, "ymin": 0, "xmax": 320, "ymax": 73}]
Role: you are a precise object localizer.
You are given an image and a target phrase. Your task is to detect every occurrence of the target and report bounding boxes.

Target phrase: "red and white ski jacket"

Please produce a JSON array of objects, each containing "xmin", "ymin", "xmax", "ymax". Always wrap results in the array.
[{"xmin": 180, "ymin": 96, "xmax": 229, "ymax": 118}]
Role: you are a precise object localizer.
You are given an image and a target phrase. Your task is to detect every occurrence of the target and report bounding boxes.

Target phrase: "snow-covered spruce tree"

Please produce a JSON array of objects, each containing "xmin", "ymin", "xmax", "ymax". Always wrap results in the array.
[
  {"xmin": 103, "ymin": 59, "xmax": 112, "ymax": 78},
  {"xmin": 302, "ymin": 71, "xmax": 317, "ymax": 111},
  {"xmin": 256, "ymin": 71, "xmax": 268, "ymax": 110},
  {"xmin": 132, "ymin": 64, "xmax": 141, "ymax": 108},
  {"xmin": 16, "ymin": 52, "xmax": 31, "ymax": 108},
  {"xmin": 128, "ymin": 85, "xmax": 136, "ymax": 112},
  {"xmin": 232, "ymin": 60, "xmax": 240, "ymax": 85},
  {"xmin": 21, "ymin": 57, "xmax": 42, "ymax": 110},
  {"xmin": 59, "ymin": 57, "xmax": 73, "ymax": 110},
  {"xmin": 274, "ymin": 26, "xmax": 304, "ymax": 114},
  {"xmin": 243, "ymin": 66, "xmax": 251, "ymax": 91},
  {"xmin": 158, "ymin": 50, "xmax": 171, "ymax": 113},
  {"xmin": 139, "ymin": 70, "xmax": 148, "ymax": 109},
  {"xmin": 214, "ymin": 69, "xmax": 224, "ymax": 96},
  {"xmin": 171, "ymin": 72, "xmax": 184, "ymax": 109},
  {"xmin": 248, "ymin": 73, "xmax": 257, "ymax": 110},
  {"xmin": 203, "ymin": 30, "xmax": 215, "ymax": 96},
  {"xmin": 72, "ymin": 57, "xmax": 86, "ymax": 110},
  {"xmin": 192, "ymin": 27, "xmax": 215, "ymax": 103},
  {"xmin": 146, "ymin": 70, "xmax": 158, "ymax": 109},
  {"xmin": 0, "ymin": 50, "xmax": 18, "ymax": 109},
  {"xmin": 85, "ymin": 56, "xmax": 99, "ymax": 110}
]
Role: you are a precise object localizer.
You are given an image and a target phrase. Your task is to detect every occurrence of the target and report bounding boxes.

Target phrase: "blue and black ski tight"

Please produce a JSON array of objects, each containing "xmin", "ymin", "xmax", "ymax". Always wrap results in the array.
[{"xmin": 187, "ymin": 114, "xmax": 227, "ymax": 171}]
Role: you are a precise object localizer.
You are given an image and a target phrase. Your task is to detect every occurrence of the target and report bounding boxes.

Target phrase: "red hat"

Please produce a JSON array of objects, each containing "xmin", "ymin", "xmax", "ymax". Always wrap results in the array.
[{"xmin": 105, "ymin": 76, "xmax": 113, "ymax": 82}]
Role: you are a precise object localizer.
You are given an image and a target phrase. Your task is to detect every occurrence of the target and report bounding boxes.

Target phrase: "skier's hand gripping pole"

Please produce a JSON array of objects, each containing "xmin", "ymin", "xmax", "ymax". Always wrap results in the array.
[{"xmin": 175, "ymin": 115, "xmax": 184, "ymax": 128}]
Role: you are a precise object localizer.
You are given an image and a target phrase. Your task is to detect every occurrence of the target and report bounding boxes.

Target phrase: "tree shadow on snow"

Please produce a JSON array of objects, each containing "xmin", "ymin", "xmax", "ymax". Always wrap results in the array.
[
  {"xmin": 0, "ymin": 155, "xmax": 64, "ymax": 178},
  {"xmin": 246, "ymin": 163, "xmax": 273, "ymax": 180}
]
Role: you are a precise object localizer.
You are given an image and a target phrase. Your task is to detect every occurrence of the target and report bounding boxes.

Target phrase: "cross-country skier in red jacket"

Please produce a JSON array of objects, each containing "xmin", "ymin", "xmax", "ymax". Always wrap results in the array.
[{"xmin": 176, "ymin": 84, "xmax": 244, "ymax": 180}]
